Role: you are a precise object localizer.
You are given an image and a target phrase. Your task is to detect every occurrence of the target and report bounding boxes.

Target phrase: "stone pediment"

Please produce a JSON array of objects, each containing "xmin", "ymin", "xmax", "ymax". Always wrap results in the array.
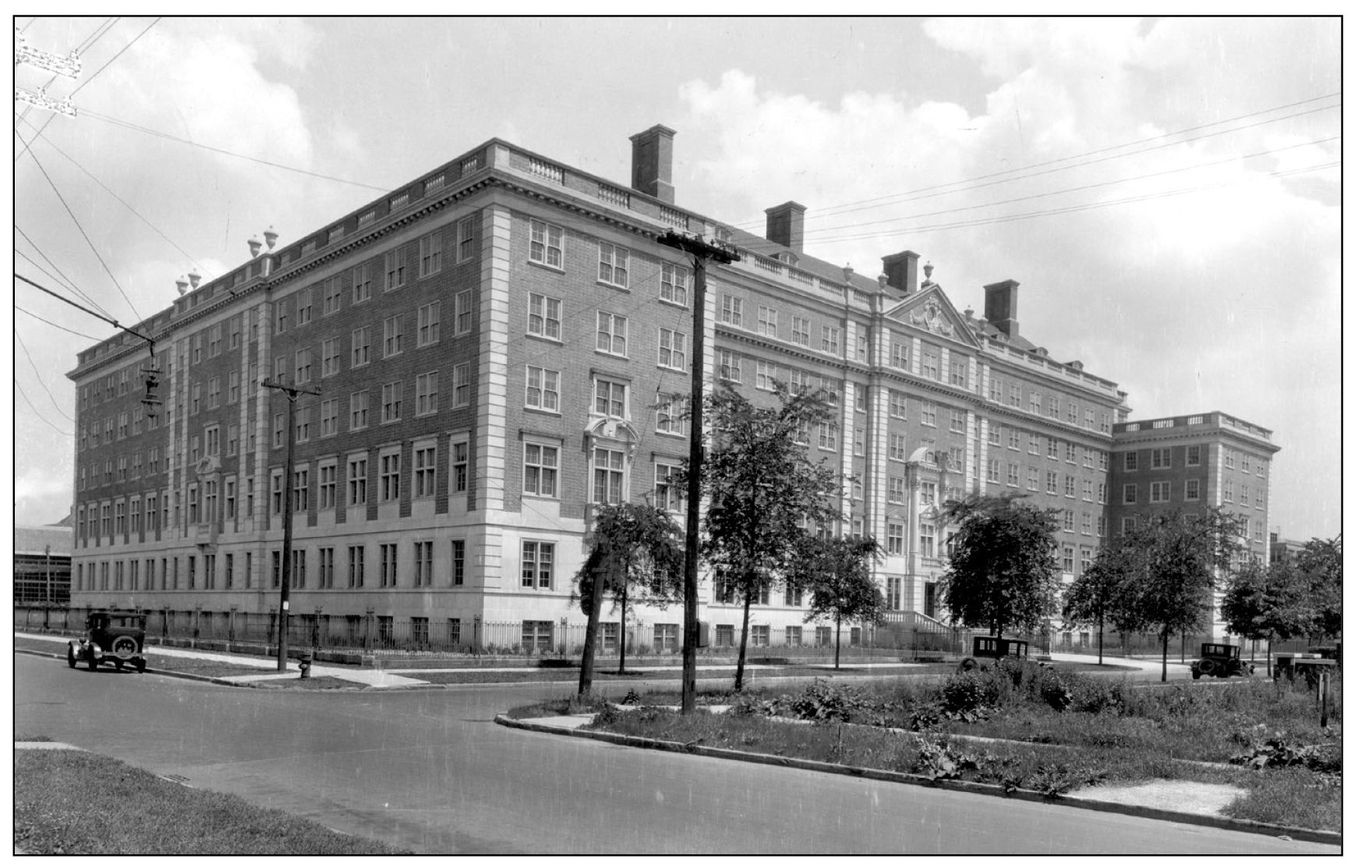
[
  {"xmin": 584, "ymin": 415, "xmax": 642, "ymax": 454},
  {"xmin": 885, "ymin": 286, "xmax": 980, "ymax": 348}
]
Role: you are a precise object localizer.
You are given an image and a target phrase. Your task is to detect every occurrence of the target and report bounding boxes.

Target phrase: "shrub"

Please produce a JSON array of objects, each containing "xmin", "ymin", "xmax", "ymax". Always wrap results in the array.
[
  {"xmin": 785, "ymin": 680, "xmax": 872, "ymax": 724},
  {"xmin": 939, "ymin": 671, "xmax": 998, "ymax": 714}
]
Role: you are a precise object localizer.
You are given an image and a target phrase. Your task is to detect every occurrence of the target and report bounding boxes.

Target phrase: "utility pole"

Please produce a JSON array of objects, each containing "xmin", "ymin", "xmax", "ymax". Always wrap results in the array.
[
  {"xmin": 261, "ymin": 377, "xmax": 321, "ymax": 671},
  {"xmin": 657, "ymin": 229, "xmax": 739, "ymax": 714}
]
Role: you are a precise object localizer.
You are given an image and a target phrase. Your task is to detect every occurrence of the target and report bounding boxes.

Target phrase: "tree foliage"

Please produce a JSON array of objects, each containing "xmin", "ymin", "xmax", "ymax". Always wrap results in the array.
[
  {"xmin": 1296, "ymin": 535, "xmax": 1342, "ymax": 638},
  {"xmin": 1220, "ymin": 558, "xmax": 1315, "ymax": 644},
  {"xmin": 573, "ymin": 503, "xmax": 683, "ymax": 694},
  {"xmin": 939, "ymin": 494, "xmax": 1061, "ymax": 638},
  {"xmin": 1061, "ymin": 542, "xmax": 1142, "ymax": 664},
  {"xmin": 700, "ymin": 383, "xmax": 839, "ymax": 690},
  {"xmin": 791, "ymin": 534, "xmax": 886, "ymax": 669}
]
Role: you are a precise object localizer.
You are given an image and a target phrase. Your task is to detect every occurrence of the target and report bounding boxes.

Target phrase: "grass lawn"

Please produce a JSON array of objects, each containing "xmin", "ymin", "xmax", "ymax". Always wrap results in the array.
[
  {"xmin": 513, "ymin": 663, "xmax": 1342, "ymax": 832},
  {"xmin": 13, "ymin": 748, "xmax": 410, "ymax": 855}
]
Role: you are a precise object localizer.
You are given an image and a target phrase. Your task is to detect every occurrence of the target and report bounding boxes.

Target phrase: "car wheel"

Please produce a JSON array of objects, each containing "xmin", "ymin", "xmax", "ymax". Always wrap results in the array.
[
  {"xmin": 112, "ymin": 635, "xmax": 139, "ymax": 661},
  {"xmin": 1196, "ymin": 658, "xmax": 1217, "ymax": 676},
  {"xmin": 87, "ymin": 655, "xmax": 98, "ymax": 672},
  {"xmin": 1191, "ymin": 669, "xmax": 1201, "ymax": 680},
  {"xmin": 66, "ymin": 645, "xmax": 77, "ymax": 668},
  {"xmin": 135, "ymin": 659, "xmax": 146, "ymax": 673}
]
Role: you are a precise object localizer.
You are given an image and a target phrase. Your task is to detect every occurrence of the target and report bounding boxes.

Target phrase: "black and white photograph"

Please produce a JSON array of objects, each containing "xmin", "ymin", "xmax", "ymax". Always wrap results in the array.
[{"xmin": 13, "ymin": 14, "xmax": 1343, "ymax": 855}]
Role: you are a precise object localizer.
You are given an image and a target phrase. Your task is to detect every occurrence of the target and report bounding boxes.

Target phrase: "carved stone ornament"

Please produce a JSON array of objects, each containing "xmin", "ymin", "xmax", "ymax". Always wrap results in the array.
[{"xmin": 908, "ymin": 299, "xmax": 953, "ymax": 336}]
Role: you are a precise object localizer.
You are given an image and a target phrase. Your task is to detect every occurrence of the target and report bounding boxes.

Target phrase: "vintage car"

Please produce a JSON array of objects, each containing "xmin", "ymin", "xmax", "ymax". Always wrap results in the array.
[
  {"xmin": 1190, "ymin": 642, "xmax": 1254, "ymax": 679},
  {"xmin": 67, "ymin": 610, "xmax": 148, "ymax": 673},
  {"xmin": 959, "ymin": 636, "xmax": 1032, "ymax": 671}
]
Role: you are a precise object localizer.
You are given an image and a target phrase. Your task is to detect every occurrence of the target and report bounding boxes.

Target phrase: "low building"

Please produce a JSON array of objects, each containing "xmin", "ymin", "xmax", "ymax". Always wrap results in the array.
[{"xmin": 15, "ymin": 524, "xmax": 73, "ymax": 606}]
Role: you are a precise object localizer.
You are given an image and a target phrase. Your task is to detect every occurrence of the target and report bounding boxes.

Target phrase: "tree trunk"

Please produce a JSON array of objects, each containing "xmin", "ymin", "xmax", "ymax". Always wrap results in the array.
[
  {"xmin": 735, "ymin": 589, "xmax": 752, "ymax": 692},
  {"xmin": 1097, "ymin": 611, "xmax": 1105, "ymax": 666},
  {"xmin": 1160, "ymin": 629, "xmax": 1170, "ymax": 683},
  {"xmin": 578, "ymin": 561, "xmax": 608, "ymax": 695},
  {"xmin": 834, "ymin": 612, "xmax": 841, "ymax": 670},
  {"xmin": 618, "ymin": 582, "xmax": 628, "ymax": 675}
]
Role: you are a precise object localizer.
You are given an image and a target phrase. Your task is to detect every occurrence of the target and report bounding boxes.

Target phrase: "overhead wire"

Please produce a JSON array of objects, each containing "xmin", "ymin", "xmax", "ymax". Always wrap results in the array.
[
  {"xmin": 16, "ymin": 112, "xmax": 205, "ymax": 272},
  {"xmin": 14, "ymin": 17, "xmax": 127, "ymax": 162},
  {"xmin": 19, "ymin": 136, "xmax": 144, "ymax": 322},
  {"xmin": 15, "ymin": 380, "xmax": 73, "ymax": 437},
  {"xmin": 15, "ymin": 304, "xmax": 103, "ymax": 341},
  {"xmin": 15, "ymin": 330, "xmax": 76, "ymax": 422},
  {"xmin": 15, "ymin": 226, "xmax": 115, "ymax": 318},
  {"xmin": 798, "ymin": 135, "xmax": 1341, "ymax": 241},
  {"xmin": 68, "ymin": 17, "xmax": 157, "ymax": 98},
  {"xmin": 15, "ymin": 272, "xmax": 135, "ymax": 335}
]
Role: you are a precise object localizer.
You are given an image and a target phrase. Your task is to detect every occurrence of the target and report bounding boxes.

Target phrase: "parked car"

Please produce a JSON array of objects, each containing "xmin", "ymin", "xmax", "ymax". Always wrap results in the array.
[
  {"xmin": 67, "ymin": 610, "xmax": 147, "ymax": 673},
  {"xmin": 959, "ymin": 636, "xmax": 1033, "ymax": 671},
  {"xmin": 1190, "ymin": 642, "xmax": 1254, "ymax": 679}
]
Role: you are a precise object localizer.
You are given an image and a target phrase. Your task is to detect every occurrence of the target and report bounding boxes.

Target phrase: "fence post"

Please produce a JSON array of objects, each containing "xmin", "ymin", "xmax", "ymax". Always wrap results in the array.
[{"xmin": 1320, "ymin": 671, "xmax": 1329, "ymax": 728}]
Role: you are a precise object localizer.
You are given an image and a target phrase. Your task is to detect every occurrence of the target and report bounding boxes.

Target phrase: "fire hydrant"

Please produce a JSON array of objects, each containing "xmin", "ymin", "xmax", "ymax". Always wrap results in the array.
[{"xmin": 299, "ymin": 652, "xmax": 313, "ymax": 679}]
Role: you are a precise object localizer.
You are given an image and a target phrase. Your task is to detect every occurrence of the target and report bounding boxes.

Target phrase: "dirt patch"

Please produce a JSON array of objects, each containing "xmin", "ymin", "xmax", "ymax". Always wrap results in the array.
[{"xmin": 1065, "ymin": 779, "xmax": 1244, "ymax": 816}]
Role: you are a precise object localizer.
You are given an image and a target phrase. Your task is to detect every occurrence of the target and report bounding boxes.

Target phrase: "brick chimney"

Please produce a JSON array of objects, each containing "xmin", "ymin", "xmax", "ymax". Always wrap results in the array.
[
  {"xmin": 764, "ymin": 201, "xmax": 807, "ymax": 253},
  {"xmin": 983, "ymin": 279, "xmax": 1021, "ymax": 339},
  {"xmin": 629, "ymin": 125, "xmax": 676, "ymax": 204},
  {"xmin": 881, "ymin": 250, "xmax": 920, "ymax": 294}
]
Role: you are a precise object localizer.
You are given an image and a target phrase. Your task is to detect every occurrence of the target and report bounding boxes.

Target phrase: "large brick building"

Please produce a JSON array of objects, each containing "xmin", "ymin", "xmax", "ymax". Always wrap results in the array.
[{"xmin": 66, "ymin": 126, "xmax": 1277, "ymax": 650}]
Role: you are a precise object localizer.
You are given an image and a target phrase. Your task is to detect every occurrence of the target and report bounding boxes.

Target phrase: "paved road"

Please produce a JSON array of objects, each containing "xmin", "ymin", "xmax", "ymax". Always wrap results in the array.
[{"xmin": 13, "ymin": 654, "xmax": 1332, "ymax": 854}]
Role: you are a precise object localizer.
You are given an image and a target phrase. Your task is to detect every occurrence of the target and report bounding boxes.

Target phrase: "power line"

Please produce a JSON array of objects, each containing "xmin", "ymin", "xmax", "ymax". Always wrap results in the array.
[
  {"xmin": 70, "ymin": 17, "xmax": 159, "ymax": 98},
  {"xmin": 19, "ymin": 138, "xmax": 144, "ymax": 322},
  {"xmin": 15, "ymin": 304, "xmax": 103, "ymax": 341},
  {"xmin": 15, "ymin": 380, "xmax": 73, "ymax": 437},
  {"xmin": 73, "ymin": 18, "xmax": 122, "ymax": 65},
  {"xmin": 15, "ymin": 18, "xmax": 127, "ymax": 162},
  {"xmin": 81, "ymin": 109, "xmax": 392, "ymax": 192},
  {"xmin": 16, "ymin": 113, "xmax": 205, "ymax": 272},
  {"xmin": 14, "ymin": 273, "xmax": 150, "ymax": 343},
  {"xmin": 730, "ymin": 93, "xmax": 1340, "ymax": 230},
  {"xmin": 799, "ymin": 135, "xmax": 1341, "ymax": 241},
  {"xmin": 15, "ymin": 331, "xmax": 75, "ymax": 422},
  {"xmin": 15, "ymin": 226, "xmax": 114, "ymax": 318}
]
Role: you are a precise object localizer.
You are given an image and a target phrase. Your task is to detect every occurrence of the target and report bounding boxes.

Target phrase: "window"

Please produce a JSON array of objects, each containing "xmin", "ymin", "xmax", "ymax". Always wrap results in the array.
[
  {"xmin": 351, "ymin": 327, "xmax": 370, "ymax": 367},
  {"xmin": 418, "ymin": 231, "xmax": 443, "ymax": 277},
  {"xmin": 1124, "ymin": 451, "xmax": 1138, "ymax": 471},
  {"xmin": 1027, "ymin": 433, "xmax": 1040, "ymax": 455},
  {"xmin": 790, "ymin": 315, "xmax": 811, "ymax": 346},
  {"xmin": 888, "ymin": 433, "xmax": 906, "ymax": 461},
  {"xmin": 821, "ymin": 325, "xmax": 840, "ymax": 354},
  {"xmin": 414, "ymin": 445, "xmax": 437, "ymax": 498},
  {"xmin": 593, "ymin": 447, "xmax": 626, "ymax": 504},
  {"xmin": 887, "ymin": 476, "xmax": 905, "ymax": 504},
  {"xmin": 352, "ymin": 263, "xmax": 372, "ymax": 302},
  {"xmin": 451, "ymin": 539, "xmax": 465, "ymax": 586},
  {"xmin": 1030, "ymin": 392, "xmax": 1042, "ymax": 414},
  {"xmin": 1123, "ymin": 483, "xmax": 1137, "ymax": 504},
  {"xmin": 380, "ymin": 543, "xmax": 398, "ymax": 587},
  {"xmin": 1064, "ymin": 475, "xmax": 1076, "ymax": 498},
  {"xmin": 524, "ymin": 443, "xmax": 559, "ymax": 497},
  {"xmin": 350, "ymin": 391, "xmax": 369, "ymax": 430},
  {"xmin": 1151, "ymin": 447, "xmax": 1172, "ymax": 469},
  {"xmin": 657, "ymin": 328, "xmax": 686, "ymax": 369},
  {"xmin": 598, "ymin": 242, "xmax": 628, "ymax": 287},
  {"xmin": 1007, "ymin": 463, "xmax": 1020, "ymax": 487},
  {"xmin": 521, "ymin": 541, "xmax": 554, "ymax": 589},
  {"xmin": 656, "ymin": 397, "xmax": 684, "ymax": 436},
  {"xmin": 888, "ymin": 390, "xmax": 908, "ymax": 419},
  {"xmin": 1082, "ymin": 478, "xmax": 1093, "ymax": 501},
  {"xmin": 457, "ymin": 216, "xmax": 477, "ymax": 262},
  {"xmin": 749, "ymin": 625, "xmax": 770, "ymax": 647},
  {"xmin": 318, "ymin": 547, "xmax": 335, "ymax": 588},
  {"xmin": 1063, "ymin": 510, "xmax": 1075, "ymax": 532},
  {"xmin": 716, "ymin": 348, "xmax": 741, "ymax": 383},
  {"xmin": 321, "ymin": 338, "xmax": 340, "ymax": 377},
  {"xmin": 919, "ymin": 523, "xmax": 936, "ymax": 559},
  {"xmin": 1065, "ymin": 442, "xmax": 1077, "ymax": 464},
  {"xmin": 1026, "ymin": 466, "xmax": 1039, "ymax": 491},
  {"xmin": 920, "ymin": 348, "xmax": 939, "ymax": 380},
  {"xmin": 273, "ymin": 413, "xmax": 285, "ymax": 448},
  {"xmin": 720, "ymin": 294, "xmax": 743, "ymax": 326},
  {"xmin": 294, "ymin": 348, "xmax": 312, "ymax": 384},
  {"xmin": 417, "ymin": 302, "xmax": 441, "ymax": 346},
  {"xmin": 596, "ymin": 312, "xmax": 628, "ymax": 355},
  {"xmin": 384, "ymin": 248, "xmax": 406, "ymax": 290},
  {"xmin": 886, "ymin": 521, "xmax": 904, "ymax": 555},
  {"xmin": 920, "ymin": 401, "xmax": 937, "ymax": 427},
  {"xmin": 415, "ymin": 372, "xmax": 439, "ymax": 416},
  {"xmin": 347, "ymin": 455, "xmax": 368, "ymax": 505},
  {"xmin": 529, "ymin": 220, "xmax": 563, "ymax": 268},
  {"xmin": 757, "ymin": 305, "xmax": 778, "ymax": 337},
  {"xmin": 1062, "ymin": 546, "xmax": 1075, "ymax": 573},
  {"xmin": 950, "ymin": 410, "xmax": 966, "ymax": 433},
  {"xmin": 1150, "ymin": 481, "xmax": 1171, "ymax": 503},
  {"xmin": 380, "ymin": 451, "xmax": 401, "ymax": 502},
  {"xmin": 323, "ymin": 276, "xmax": 342, "ymax": 315},
  {"xmin": 297, "ymin": 289, "xmax": 313, "ymax": 326},
  {"xmin": 293, "ymin": 468, "xmax": 309, "ymax": 512},
  {"xmin": 453, "ymin": 363, "xmax": 471, "ymax": 407},
  {"xmin": 524, "ymin": 366, "xmax": 560, "ymax": 412},
  {"xmin": 414, "ymin": 540, "xmax": 433, "ymax": 586},
  {"xmin": 594, "ymin": 379, "xmax": 628, "ymax": 418},
  {"xmin": 659, "ymin": 264, "xmax": 688, "ymax": 305},
  {"xmin": 1186, "ymin": 445, "xmax": 1202, "ymax": 467},
  {"xmin": 383, "ymin": 315, "xmax": 403, "ymax": 357},
  {"xmin": 528, "ymin": 293, "xmax": 562, "ymax": 340},
  {"xmin": 381, "ymin": 381, "xmax": 402, "ymax": 423},
  {"xmin": 455, "ymin": 291, "xmax": 472, "ymax": 335},
  {"xmin": 755, "ymin": 362, "xmax": 777, "ymax": 392},
  {"xmin": 318, "ymin": 463, "xmax": 337, "ymax": 509},
  {"xmin": 451, "ymin": 441, "xmax": 469, "ymax": 493},
  {"xmin": 653, "ymin": 463, "xmax": 684, "ymax": 512}
]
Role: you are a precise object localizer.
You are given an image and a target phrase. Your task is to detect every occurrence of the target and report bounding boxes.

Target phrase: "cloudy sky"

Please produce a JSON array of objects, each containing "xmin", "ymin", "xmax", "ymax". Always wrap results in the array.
[{"xmin": 11, "ymin": 16, "xmax": 1342, "ymax": 540}]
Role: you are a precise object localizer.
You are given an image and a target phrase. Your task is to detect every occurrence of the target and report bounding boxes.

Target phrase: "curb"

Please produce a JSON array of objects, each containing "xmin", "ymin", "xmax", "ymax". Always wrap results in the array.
[{"xmin": 494, "ymin": 714, "xmax": 1341, "ymax": 847}]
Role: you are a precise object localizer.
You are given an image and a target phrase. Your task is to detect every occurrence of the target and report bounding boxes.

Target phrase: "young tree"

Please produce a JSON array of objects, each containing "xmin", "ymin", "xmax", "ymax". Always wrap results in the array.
[
  {"xmin": 1061, "ymin": 543, "xmax": 1142, "ymax": 665},
  {"xmin": 701, "ymin": 384, "xmax": 839, "ymax": 691},
  {"xmin": 1220, "ymin": 557, "xmax": 1315, "ymax": 673},
  {"xmin": 938, "ymin": 494, "xmax": 1061, "ymax": 640},
  {"xmin": 1116, "ymin": 509, "xmax": 1241, "ymax": 682},
  {"xmin": 792, "ymin": 534, "xmax": 886, "ymax": 669},
  {"xmin": 573, "ymin": 503, "xmax": 684, "ymax": 695},
  {"xmin": 1295, "ymin": 535, "xmax": 1342, "ymax": 639}
]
